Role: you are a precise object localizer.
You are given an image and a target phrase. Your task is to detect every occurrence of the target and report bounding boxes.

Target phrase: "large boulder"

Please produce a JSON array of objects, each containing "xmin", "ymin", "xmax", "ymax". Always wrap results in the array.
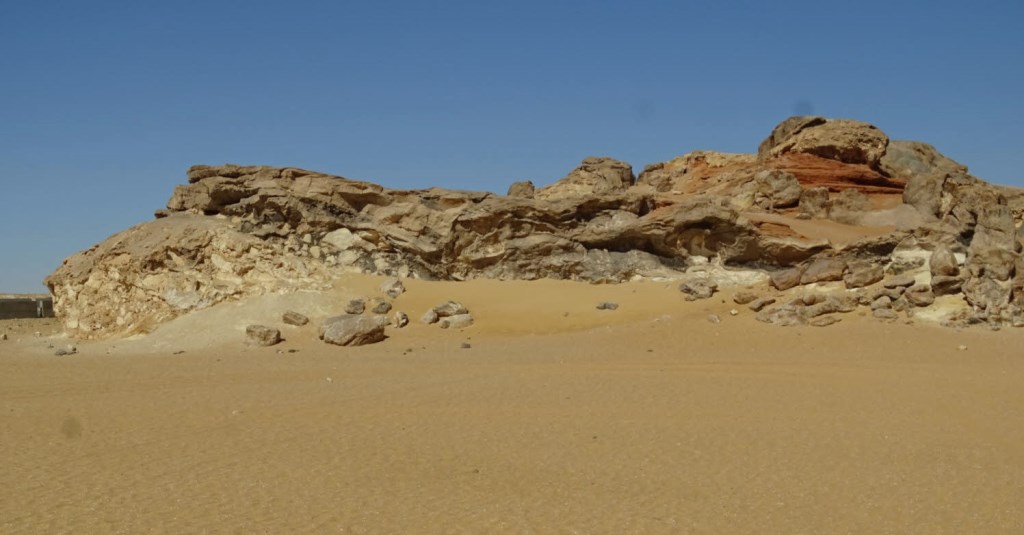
[
  {"xmin": 881, "ymin": 140, "xmax": 967, "ymax": 219},
  {"xmin": 800, "ymin": 258, "xmax": 846, "ymax": 284},
  {"xmin": 319, "ymin": 314, "xmax": 388, "ymax": 346},
  {"xmin": 962, "ymin": 193, "xmax": 1020, "ymax": 313},
  {"xmin": 759, "ymin": 116, "xmax": 890, "ymax": 168},
  {"xmin": 929, "ymin": 245, "xmax": 960, "ymax": 277}
]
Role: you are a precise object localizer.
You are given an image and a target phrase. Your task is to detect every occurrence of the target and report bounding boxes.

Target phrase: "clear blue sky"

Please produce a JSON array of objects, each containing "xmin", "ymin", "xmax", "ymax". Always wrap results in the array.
[{"xmin": 2, "ymin": 0, "xmax": 1022, "ymax": 293}]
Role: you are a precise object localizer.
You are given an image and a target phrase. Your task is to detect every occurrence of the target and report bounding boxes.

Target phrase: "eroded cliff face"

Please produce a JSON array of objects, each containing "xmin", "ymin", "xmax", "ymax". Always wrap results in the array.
[{"xmin": 45, "ymin": 116, "xmax": 1024, "ymax": 338}]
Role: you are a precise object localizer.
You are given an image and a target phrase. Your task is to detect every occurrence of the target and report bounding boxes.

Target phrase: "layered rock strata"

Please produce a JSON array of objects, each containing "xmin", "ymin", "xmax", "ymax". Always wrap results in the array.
[{"xmin": 46, "ymin": 117, "xmax": 1024, "ymax": 338}]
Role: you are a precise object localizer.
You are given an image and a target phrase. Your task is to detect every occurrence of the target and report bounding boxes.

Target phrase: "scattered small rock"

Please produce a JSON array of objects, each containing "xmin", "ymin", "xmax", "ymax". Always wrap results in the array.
[
  {"xmin": 870, "ymin": 286, "xmax": 904, "ymax": 301},
  {"xmin": 679, "ymin": 278, "xmax": 718, "ymax": 301},
  {"xmin": 870, "ymin": 296, "xmax": 893, "ymax": 311},
  {"xmin": 380, "ymin": 278, "xmax": 406, "ymax": 298},
  {"xmin": 872, "ymin": 308, "xmax": 899, "ymax": 320},
  {"xmin": 432, "ymin": 301, "xmax": 469, "ymax": 317},
  {"xmin": 393, "ymin": 311, "xmax": 409, "ymax": 328},
  {"xmin": 344, "ymin": 298, "xmax": 366, "ymax": 315},
  {"xmin": 883, "ymin": 274, "xmax": 917, "ymax": 289},
  {"xmin": 931, "ymin": 275, "xmax": 963, "ymax": 296},
  {"xmin": 460, "ymin": 342, "xmax": 472, "ymax": 349},
  {"xmin": 843, "ymin": 262, "xmax": 884, "ymax": 289},
  {"xmin": 748, "ymin": 297, "xmax": 776, "ymax": 312},
  {"xmin": 421, "ymin": 301, "xmax": 473, "ymax": 328},
  {"xmin": 282, "ymin": 311, "xmax": 309, "ymax": 326},
  {"xmin": 729, "ymin": 308, "xmax": 739, "ymax": 316},
  {"xmin": 246, "ymin": 325, "xmax": 282, "ymax": 346},
  {"xmin": 904, "ymin": 285, "xmax": 935, "ymax": 307},
  {"xmin": 800, "ymin": 294, "xmax": 820, "ymax": 306},
  {"xmin": 707, "ymin": 314, "xmax": 721, "ymax": 324},
  {"xmin": 732, "ymin": 291, "xmax": 757, "ymax": 305},
  {"xmin": 770, "ymin": 267, "xmax": 804, "ymax": 291},
  {"xmin": 421, "ymin": 309, "xmax": 439, "ymax": 324},
  {"xmin": 440, "ymin": 314, "xmax": 474, "ymax": 329},
  {"xmin": 809, "ymin": 316, "xmax": 840, "ymax": 327},
  {"xmin": 930, "ymin": 245, "xmax": 960, "ymax": 277},
  {"xmin": 803, "ymin": 296, "xmax": 855, "ymax": 318},
  {"xmin": 54, "ymin": 345, "xmax": 77, "ymax": 356},
  {"xmin": 957, "ymin": 344, "xmax": 968, "ymax": 351},
  {"xmin": 369, "ymin": 297, "xmax": 392, "ymax": 315},
  {"xmin": 756, "ymin": 305, "xmax": 804, "ymax": 326},
  {"xmin": 596, "ymin": 302, "xmax": 619, "ymax": 310},
  {"xmin": 0, "ymin": 333, "xmax": 6, "ymax": 341}
]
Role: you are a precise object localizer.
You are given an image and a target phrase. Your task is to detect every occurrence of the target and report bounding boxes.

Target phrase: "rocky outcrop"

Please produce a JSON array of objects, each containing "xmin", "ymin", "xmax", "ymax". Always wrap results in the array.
[
  {"xmin": 758, "ymin": 117, "xmax": 904, "ymax": 194},
  {"xmin": 45, "ymin": 216, "xmax": 334, "ymax": 337},
  {"xmin": 507, "ymin": 180, "xmax": 536, "ymax": 199},
  {"xmin": 45, "ymin": 116, "xmax": 1024, "ymax": 338},
  {"xmin": 759, "ymin": 116, "xmax": 889, "ymax": 167},
  {"xmin": 535, "ymin": 157, "xmax": 634, "ymax": 201}
]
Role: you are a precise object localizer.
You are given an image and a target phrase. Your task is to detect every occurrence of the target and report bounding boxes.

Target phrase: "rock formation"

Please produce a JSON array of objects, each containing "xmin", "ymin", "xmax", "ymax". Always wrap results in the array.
[{"xmin": 45, "ymin": 116, "xmax": 1024, "ymax": 338}]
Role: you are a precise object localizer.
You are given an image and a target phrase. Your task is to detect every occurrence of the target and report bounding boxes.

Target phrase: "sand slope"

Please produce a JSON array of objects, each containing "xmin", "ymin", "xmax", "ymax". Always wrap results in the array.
[{"xmin": 2, "ymin": 277, "xmax": 1024, "ymax": 533}]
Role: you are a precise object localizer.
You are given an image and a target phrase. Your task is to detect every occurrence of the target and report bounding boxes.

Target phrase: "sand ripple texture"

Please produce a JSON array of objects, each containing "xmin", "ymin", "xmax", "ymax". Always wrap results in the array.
[{"xmin": 3, "ymin": 301, "xmax": 1024, "ymax": 533}]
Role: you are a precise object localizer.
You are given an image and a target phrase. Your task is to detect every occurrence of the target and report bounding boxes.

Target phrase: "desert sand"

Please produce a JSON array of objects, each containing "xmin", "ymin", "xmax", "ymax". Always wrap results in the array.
[{"xmin": 3, "ymin": 275, "xmax": 1023, "ymax": 533}]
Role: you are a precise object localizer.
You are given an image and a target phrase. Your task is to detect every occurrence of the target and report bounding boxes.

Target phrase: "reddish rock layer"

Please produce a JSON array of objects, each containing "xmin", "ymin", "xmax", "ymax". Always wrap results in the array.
[{"xmin": 767, "ymin": 153, "xmax": 906, "ymax": 194}]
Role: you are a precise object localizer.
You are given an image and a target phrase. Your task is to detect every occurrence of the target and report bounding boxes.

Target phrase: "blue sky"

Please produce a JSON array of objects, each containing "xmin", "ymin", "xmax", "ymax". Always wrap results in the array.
[{"xmin": 2, "ymin": 0, "xmax": 1022, "ymax": 292}]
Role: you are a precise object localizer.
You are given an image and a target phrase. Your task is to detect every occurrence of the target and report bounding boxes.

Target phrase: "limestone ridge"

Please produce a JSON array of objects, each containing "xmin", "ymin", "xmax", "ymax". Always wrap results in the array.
[{"xmin": 45, "ymin": 117, "xmax": 1024, "ymax": 338}]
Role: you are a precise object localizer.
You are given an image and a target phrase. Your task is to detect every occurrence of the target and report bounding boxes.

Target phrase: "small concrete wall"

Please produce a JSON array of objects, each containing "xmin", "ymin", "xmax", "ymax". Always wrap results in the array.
[{"xmin": 0, "ymin": 298, "xmax": 55, "ymax": 319}]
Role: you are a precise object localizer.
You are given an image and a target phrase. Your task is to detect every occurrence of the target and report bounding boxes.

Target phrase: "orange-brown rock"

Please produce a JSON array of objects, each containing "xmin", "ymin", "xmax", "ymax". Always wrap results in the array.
[{"xmin": 766, "ymin": 152, "xmax": 906, "ymax": 194}]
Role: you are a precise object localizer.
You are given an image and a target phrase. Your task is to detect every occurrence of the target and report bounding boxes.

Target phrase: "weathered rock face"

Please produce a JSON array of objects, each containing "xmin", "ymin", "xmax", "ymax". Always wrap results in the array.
[
  {"xmin": 756, "ymin": 116, "xmax": 906, "ymax": 194},
  {"xmin": 759, "ymin": 116, "xmax": 889, "ymax": 168},
  {"xmin": 48, "ymin": 161, "xmax": 785, "ymax": 338},
  {"xmin": 535, "ymin": 157, "xmax": 634, "ymax": 201},
  {"xmin": 45, "ymin": 116, "xmax": 1024, "ymax": 338},
  {"xmin": 883, "ymin": 140, "xmax": 968, "ymax": 218},
  {"xmin": 45, "ymin": 215, "xmax": 334, "ymax": 337}
]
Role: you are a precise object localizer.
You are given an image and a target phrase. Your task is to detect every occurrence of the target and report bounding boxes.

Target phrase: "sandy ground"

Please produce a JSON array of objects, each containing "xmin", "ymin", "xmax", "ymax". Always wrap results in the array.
[{"xmin": 2, "ymin": 276, "xmax": 1024, "ymax": 533}]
